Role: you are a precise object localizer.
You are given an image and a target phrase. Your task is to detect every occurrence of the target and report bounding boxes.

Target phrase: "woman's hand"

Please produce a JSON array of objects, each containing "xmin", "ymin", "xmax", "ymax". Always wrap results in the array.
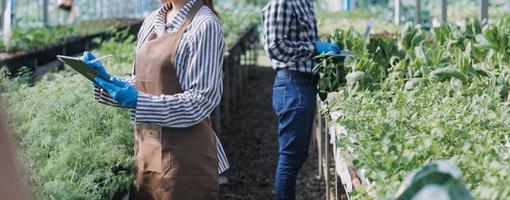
[
  {"xmin": 80, "ymin": 51, "xmax": 111, "ymax": 79},
  {"xmin": 95, "ymin": 77, "xmax": 138, "ymax": 108}
]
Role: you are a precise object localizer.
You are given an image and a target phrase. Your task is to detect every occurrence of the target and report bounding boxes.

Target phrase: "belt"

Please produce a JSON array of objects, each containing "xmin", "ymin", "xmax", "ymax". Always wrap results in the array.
[{"xmin": 276, "ymin": 69, "xmax": 319, "ymax": 82}]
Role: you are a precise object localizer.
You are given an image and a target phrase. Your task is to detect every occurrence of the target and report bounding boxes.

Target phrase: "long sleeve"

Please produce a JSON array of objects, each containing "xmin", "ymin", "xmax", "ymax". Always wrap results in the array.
[
  {"xmin": 262, "ymin": 0, "xmax": 315, "ymax": 63},
  {"xmin": 134, "ymin": 19, "xmax": 224, "ymax": 128}
]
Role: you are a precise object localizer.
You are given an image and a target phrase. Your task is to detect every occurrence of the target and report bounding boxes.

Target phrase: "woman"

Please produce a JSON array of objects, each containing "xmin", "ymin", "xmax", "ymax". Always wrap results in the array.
[{"xmin": 81, "ymin": 0, "xmax": 229, "ymax": 199}]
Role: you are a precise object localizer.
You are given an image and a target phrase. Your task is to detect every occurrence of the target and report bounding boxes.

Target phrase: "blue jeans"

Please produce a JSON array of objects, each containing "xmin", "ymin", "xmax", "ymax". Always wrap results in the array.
[{"xmin": 272, "ymin": 70, "xmax": 317, "ymax": 200}]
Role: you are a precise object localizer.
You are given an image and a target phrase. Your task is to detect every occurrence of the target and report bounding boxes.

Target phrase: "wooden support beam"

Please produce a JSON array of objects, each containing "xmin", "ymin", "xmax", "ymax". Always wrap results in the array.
[
  {"xmin": 394, "ymin": 0, "xmax": 401, "ymax": 25},
  {"xmin": 480, "ymin": 0, "xmax": 488, "ymax": 22},
  {"xmin": 441, "ymin": 0, "xmax": 447, "ymax": 22}
]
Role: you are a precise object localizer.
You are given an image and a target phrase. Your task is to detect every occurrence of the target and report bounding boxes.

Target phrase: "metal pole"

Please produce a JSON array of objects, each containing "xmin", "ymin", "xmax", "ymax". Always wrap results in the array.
[
  {"xmin": 415, "ymin": 0, "xmax": 421, "ymax": 24},
  {"xmin": 43, "ymin": 0, "xmax": 49, "ymax": 26},
  {"xmin": 441, "ymin": 0, "xmax": 447, "ymax": 22},
  {"xmin": 103, "ymin": 1, "xmax": 107, "ymax": 19},
  {"xmin": 394, "ymin": 0, "xmax": 401, "ymax": 25},
  {"xmin": 480, "ymin": 0, "xmax": 488, "ymax": 22},
  {"xmin": 0, "ymin": 0, "xmax": 5, "ymax": 28},
  {"xmin": 10, "ymin": 0, "xmax": 14, "ymax": 28},
  {"xmin": 325, "ymin": 119, "xmax": 330, "ymax": 200}
]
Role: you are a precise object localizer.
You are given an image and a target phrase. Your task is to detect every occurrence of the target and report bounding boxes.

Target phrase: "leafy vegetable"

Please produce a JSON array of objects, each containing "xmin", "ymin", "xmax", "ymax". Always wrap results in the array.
[
  {"xmin": 0, "ymin": 31, "xmax": 136, "ymax": 199},
  {"xmin": 429, "ymin": 67, "xmax": 468, "ymax": 83},
  {"xmin": 319, "ymin": 16, "xmax": 510, "ymax": 199},
  {"xmin": 218, "ymin": 3, "xmax": 261, "ymax": 46},
  {"xmin": 1, "ymin": 20, "xmax": 135, "ymax": 52},
  {"xmin": 324, "ymin": 80, "xmax": 510, "ymax": 199}
]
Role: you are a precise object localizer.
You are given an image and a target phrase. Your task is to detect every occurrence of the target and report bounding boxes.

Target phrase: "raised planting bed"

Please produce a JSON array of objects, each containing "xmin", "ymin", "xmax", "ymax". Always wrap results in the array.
[
  {"xmin": 314, "ymin": 17, "xmax": 510, "ymax": 199},
  {"xmin": 0, "ymin": 19, "xmax": 142, "ymax": 74}
]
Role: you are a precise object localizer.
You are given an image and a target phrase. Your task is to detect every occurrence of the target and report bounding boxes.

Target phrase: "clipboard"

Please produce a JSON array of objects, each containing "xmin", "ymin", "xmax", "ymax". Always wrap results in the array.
[
  {"xmin": 56, "ymin": 55, "xmax": 111, "ymax": 82},
  {"xmin": 326, "ymin": 50, "xmax": 354, "ymax": 57}
]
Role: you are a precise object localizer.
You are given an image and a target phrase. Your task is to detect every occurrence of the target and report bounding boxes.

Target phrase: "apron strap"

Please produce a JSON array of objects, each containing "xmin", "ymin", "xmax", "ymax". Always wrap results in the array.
[
  {"xmin": 177, "ymin": 0, "xmax": 204, "ymax": 32},
  {"xmin": 133, "ymin": 1, "xmax": 203, "ymax": 76},
  {"xmin": 140, "ymin": 26, "xmax": 156, "ymax": 47}
]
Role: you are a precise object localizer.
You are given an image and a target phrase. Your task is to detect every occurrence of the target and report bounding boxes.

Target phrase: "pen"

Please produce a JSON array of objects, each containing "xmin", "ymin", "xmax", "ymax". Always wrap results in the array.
[{"xmin": 88, "ymin": 55, "xmax": 113, "ymax": 63}]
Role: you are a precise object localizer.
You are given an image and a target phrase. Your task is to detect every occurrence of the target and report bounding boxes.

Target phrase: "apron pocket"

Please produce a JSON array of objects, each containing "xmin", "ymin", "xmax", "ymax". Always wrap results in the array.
[{"xmin": 137, "ymin": 125, "xmax": 168, "ymax": 173}]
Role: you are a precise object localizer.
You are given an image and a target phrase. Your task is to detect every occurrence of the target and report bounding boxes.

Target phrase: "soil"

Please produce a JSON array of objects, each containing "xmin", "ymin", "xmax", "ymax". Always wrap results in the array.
[{"xmin": 219, "ymin": 66, "xmax": 326, "ymax": 200}]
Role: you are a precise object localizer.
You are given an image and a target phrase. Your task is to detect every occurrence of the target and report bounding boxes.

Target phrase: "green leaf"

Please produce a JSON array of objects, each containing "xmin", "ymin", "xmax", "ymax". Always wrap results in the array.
[
  {"xmin": 430, "ymin": 68, "xmax": 468, "ymax": 84},
  {"xmin": 346, "ymin": 71, "xmax": 366, "ymax": 85}
]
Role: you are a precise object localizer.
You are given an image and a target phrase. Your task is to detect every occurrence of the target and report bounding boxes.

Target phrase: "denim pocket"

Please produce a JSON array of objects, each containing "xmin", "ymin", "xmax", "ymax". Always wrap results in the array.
[
  {"xmin": 285, "ymin": 81, "xmax": 305, "ymax": 110},
  {"xmin": 274, "ymin": 71, "xmax": 290, "ymax": 87},
  {"xmin": 272, "ymin": 86, "xmax": 286, "ymax": 116},
  {"xmin": 274, "ymin": 83, "xmax": 306, "ymax": 115}
]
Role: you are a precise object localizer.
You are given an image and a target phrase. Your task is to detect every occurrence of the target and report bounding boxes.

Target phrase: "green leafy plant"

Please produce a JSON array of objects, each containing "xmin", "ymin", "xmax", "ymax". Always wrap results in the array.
[
  {"xmin": 319, "ymin": 16, "xmax": 510, "ymax": 199},
  {"xmin": 325, "ymin": 80, "xmax": 510, "ymax": 199},
  {"xmin": 315, "ymin": 17, "xmax": 510, "ymax": 96},
  {"xmin": 1, "ymin": 20, "xmax": 136, "ymax": 52},
  {"xmin": 219, "ymin": 3, "xmax": 261, "ymax": 46},
  {"xmin": 0, "ymin": 31, "xmax": 136, "ymax": 199}
]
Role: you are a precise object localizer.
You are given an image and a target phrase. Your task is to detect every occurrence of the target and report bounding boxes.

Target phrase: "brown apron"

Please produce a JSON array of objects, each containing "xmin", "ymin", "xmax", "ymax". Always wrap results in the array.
[{"xmin": 131, "ymin": 1, "xmax": 219, "ymax": 199}]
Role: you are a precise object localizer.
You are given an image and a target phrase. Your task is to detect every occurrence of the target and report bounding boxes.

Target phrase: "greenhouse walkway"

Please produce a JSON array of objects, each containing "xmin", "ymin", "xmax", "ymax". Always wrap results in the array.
[{"xmin": 219, "ymin": 66, "xmax": 326, "ymax": 200}]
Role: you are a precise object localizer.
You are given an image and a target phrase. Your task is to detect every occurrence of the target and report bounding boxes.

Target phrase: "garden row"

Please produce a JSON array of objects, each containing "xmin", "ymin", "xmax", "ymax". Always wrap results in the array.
[
  {"xmin": 0, "ymin": 19, "xmax": 143, "ymax": 74},
  {"xmin": 0, "ymin": 30, "xmax": 137, "ymax": 199},
  {"xmin": 0, "ymin": 2, "xmax": 261, "ymax": 76},
  {"xmin": 0, "ymin": 7, "xmax": 260, "ymax": 200},
  {"xmin": 315, "ymin": 17, "xmax": 510, "ymax": 199},
  {"xmin": 0, "ymin": 19, "xmax": 140, "ymax": 53}
]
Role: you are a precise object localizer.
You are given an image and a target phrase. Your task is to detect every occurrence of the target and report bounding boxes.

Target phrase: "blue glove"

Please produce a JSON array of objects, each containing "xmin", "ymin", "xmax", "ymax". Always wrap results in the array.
[
  {"xmin": 95, "ymin": 77, "xmax": 138, "ymax": 108},
  {"xmin": 80, "ymin": 51, "xmax": 111, "ymax": 79},
  {"xmin": 314, "ymin": 41, "xmax": 341, "ymax": 55}
]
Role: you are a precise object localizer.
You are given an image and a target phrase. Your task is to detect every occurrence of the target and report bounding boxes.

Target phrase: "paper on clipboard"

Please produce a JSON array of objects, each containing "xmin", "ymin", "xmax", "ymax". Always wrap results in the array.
[{"xmin": 56, "ymin": 55, "xmax": 111, "ymax": 82}]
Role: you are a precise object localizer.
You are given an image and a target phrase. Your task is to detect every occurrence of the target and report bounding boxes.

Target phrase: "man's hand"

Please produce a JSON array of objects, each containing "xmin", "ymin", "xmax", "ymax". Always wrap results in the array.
[
  {"xmin": 80, "ymin": 51, "xmax": 111, "ymax": 79},
  {"xmin": 95, "ymin": 77, "xmax": 138, "ymax": 108},
  {"xmin": 314, "ymin": 41, "xmax": 341, "ymax": 55}
]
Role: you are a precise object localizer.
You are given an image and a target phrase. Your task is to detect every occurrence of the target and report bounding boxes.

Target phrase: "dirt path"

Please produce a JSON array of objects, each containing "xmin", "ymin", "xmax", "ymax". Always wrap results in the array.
[{"xmin": 219, "ymin": 67, "xmax": 326, "ymax": 200}]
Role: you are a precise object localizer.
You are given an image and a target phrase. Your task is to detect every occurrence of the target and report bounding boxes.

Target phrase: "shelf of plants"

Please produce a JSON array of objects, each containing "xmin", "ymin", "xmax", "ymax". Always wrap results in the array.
[
  {"xmin": 0, "ymin": 20, "xmax": 141, "ymax": 53},
  {"xmin": 0, "ymin": 19, "xmax": 143, "ymax": 74},
  {"xmin": 315, "ymin": 17, "xmax": 510, "ymax": 199}
]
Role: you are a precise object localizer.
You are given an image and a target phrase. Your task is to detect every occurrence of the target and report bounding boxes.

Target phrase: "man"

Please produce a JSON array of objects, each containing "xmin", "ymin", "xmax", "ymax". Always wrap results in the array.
[{"xmin": 261, "ymin": 0, "xmax": 341, "ymax": 199}]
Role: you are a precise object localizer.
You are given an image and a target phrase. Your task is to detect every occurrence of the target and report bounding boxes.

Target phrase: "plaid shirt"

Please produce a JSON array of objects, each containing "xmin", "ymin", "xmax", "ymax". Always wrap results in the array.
[{"xmin": 261, "ymin": 0, "xmax": 319, "ymax": 73}]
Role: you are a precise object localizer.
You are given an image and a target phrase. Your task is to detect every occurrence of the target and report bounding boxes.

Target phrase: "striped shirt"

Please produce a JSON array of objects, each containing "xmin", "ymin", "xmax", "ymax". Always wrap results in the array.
[
  {"xmin": 94, "ymin": 0, "xmax": 229, "ymax": 174},
  {"xmin": 261, "ymin": 0, "xmax": 320, "ymax": 73}
]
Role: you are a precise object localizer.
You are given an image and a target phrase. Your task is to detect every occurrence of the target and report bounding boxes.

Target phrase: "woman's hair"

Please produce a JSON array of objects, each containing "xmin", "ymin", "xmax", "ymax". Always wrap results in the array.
[{"xmin": 203, "ymin": 0, "xmax": 219, "ymax": 16}]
